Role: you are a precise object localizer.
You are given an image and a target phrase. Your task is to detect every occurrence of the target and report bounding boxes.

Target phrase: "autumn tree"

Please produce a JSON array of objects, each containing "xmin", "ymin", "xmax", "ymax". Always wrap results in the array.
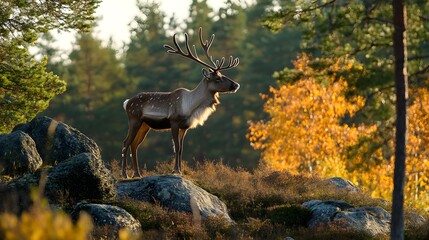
[
  {"xmin": 406, "ymin": 87, "xmax": 429, "ymax": 209},
  {"xmin": 260, "ymin": 0, "xmax": 429, "ymax": 218},
  {"xmin": 0, "ymin": 0, "xmax": 100, "ymax": 133},
  {"xmin": 263, "ymin": 0, "xmax": 429, "ymax": 162},
  {"xmin": 248, "ymin": 55, "xmax": 376, "ymax": 177},
  {"xmin": 264, "ymin": 0, "xmax": 415, "ymax": 236}
]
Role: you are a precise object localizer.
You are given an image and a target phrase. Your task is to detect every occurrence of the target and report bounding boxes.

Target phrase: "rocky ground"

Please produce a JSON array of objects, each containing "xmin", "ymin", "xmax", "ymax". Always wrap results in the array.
[{"xmin": 0, "ymin": 116, "xmax": 426, "ymax": 239}]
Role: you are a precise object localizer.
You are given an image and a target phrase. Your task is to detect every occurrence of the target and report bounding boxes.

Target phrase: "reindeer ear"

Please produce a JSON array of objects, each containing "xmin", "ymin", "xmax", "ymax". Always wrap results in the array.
[{"xmin": 202, "ymin": 69, "xmax": 210, "ymax": 78}]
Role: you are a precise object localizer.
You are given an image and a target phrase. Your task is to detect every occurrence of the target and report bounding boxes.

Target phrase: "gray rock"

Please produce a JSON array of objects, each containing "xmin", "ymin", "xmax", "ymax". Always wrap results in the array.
[
  {"xmin": 327, "ymin": 177, "xmax": 359, "ymax": 192},
  {"xmin": 7, "ymin": 153, "xmax": 116, "ymax": 205},
  {"xmin": 13, "ymin": 116, "xmax": 101, "ymax": 165},
  {"xmin": 44, "ymin": 153, "xmax": 117, "ymax": 204},
  {"xmin": 335, "ymin": 206, "xmax": 391, "ymax": 236},
  {"xmin": 303, "ymin": 200, "xmax": 391, "ymax": 236},
  {"xmin": 407, "ymin": 212, "xmax": 426, "ymax": 227},
  {"xmin": 116, "ymin": 175, "xmax": 233, "ymax": 222},
  {"xmin": 0, "ymin": 131, "xmax": 42, "ymax": 176},
  {"xmin": 71, "ymin": 202, "xmax": 141, "ymax": 238},
  {"xmin": 303, "ymin": 200, "xmax": 354, "ymax": 228}
]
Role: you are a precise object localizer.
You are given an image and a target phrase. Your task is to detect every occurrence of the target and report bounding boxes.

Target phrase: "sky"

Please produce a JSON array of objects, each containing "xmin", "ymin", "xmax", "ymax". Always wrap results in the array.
[{"xmin": 53, "ymin": 0, "xmax": 224, "ymax": 53}]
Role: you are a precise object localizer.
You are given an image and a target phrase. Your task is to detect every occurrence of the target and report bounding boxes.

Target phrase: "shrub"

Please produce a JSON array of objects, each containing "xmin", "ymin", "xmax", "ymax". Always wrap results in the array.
[{"xmin": 0, "ymin": 189, "xmax": 92, "ymax": 240}]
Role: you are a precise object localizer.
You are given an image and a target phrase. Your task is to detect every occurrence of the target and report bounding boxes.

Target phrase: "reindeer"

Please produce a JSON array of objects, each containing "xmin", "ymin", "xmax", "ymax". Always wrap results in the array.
[{"xmin": 121, "ymin": 28, "xmax": 240, "ymax": 178}]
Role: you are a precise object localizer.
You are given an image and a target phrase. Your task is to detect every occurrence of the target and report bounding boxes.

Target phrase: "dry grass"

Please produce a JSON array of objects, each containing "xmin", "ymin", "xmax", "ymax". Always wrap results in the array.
[
  {"xmin": 110, "ymin": 160, "xmax": 429, "ymax": 239},
  {"xmin": 1, "ymin": 160, "xmax": 426, "ymax": 239}
]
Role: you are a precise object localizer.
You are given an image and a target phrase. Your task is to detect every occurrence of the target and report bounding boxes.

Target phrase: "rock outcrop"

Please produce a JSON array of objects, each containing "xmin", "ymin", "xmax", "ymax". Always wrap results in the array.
[
  {"xmin": 116, "ymin": 175, "xmax": 233, "ymax": 223},
  {"xmin": 326, "ymin": 177, "xmax": 359, "ymax": 192},
  {"xmin": 6, "ymin": 153, "xmax": 116, "ymax": 205},
  {"xmin": 13, "ymin": 116, "xmax": 101, "ymax": 165},
  {"xmin": 43, "ymin": 152, "xmax": 117, "ymax": 204},
  {"xmin": 303, "ymin": 200, "xmax": 391, "ymax": 236},
  {"xmin": 0, "ymin": 131, "xmax": 42, "ymax": 176},
  {"xmin": 71, "ymin": 202, "xmax": 141, "ymax": 239}
]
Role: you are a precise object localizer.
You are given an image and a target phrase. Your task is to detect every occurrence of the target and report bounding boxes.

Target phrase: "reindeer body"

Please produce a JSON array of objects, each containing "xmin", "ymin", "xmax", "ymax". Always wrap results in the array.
[
  {"xmin": 121, "ymin": 28, "xmax": 239, "ymax": 178},
  {"xmin": 123, "ymin": 81, "xmax": 220, "ymax": 131}
]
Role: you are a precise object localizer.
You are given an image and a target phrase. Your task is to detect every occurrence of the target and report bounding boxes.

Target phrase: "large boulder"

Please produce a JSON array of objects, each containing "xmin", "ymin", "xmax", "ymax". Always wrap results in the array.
[
  {"xmin": 43, "ymin": 153, "xmax": 117, "ymax": 204},
  {"xmin": 71, "ymin": 202, "xmax": 141, "ymax": 239},
  {"xmin": 7, "ymin": 153, "xmax": 116, "ymax": 205},
  {"xmin": 303, "ymin": 200, "xmax": 391, "ymax": 236},
  {"xmin": 13, "ymin": 116, "xmax": 101, "ymax": 165},
  {"xmin": 116, "ymin": 175, "xmax": 233, "ymax": 222},
  {"xmin": 0, "ymin": 131, "xmax": 42, "ymax": 176}
]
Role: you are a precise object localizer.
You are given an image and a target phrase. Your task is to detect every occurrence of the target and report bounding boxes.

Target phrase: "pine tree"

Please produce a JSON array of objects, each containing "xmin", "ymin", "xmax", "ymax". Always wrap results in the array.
[
  {"xmin": 0, "ymin": 0, "xmax": 99, "ymax": 133},
  {"xmin": 186, "ymin": 0, "xmax": 214, "ymax": 33},
  {"xmin": 391, "ymin": 0, "xmax": 408, "ymax": 238},
  {"xmin": 126, "ymin": 1, "xmax": 178, "ymax": 91},
  {"xmin": 44, "ymin": 30, "xmax": 131, "ymax": 161}
]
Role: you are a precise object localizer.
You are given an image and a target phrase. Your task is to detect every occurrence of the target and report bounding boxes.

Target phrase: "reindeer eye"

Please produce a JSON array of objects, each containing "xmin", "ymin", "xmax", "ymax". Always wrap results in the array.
[{"xmin": 216, "ymin": 76, "xmax": 222, "ymax": 82}]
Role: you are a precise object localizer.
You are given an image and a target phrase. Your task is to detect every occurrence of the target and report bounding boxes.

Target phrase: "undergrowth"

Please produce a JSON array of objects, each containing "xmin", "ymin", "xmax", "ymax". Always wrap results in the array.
[
  {"xmin": 112, "ymin": 160, "xmax": 429, "ymax": 239},
  {"xmin": 0, "ymin": 160, "xmax": 427, "ymax": 239}
]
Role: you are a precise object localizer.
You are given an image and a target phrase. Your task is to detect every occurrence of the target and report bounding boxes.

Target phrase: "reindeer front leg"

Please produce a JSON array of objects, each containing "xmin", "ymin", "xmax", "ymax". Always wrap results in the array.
[
  {"xmin": 130, "ymin": 123, "xmax": 151, "ymax": 178},
  {"xmin": 171, "ymin": 125, "xmax": 188, "ymax": 174},
  {"xmin": 121, "ymin": 149, "xmax": 127, "ymax": 178}
]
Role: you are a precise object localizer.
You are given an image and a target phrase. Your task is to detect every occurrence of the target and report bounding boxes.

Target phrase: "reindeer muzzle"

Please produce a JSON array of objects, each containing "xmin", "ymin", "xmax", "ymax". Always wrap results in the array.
[{"xmin": 230, "ymin": 82, "xmax": 240, "ymax": 93}]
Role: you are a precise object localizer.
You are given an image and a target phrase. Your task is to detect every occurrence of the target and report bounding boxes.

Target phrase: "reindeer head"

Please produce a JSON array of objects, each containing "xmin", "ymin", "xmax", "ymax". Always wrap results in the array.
[
  {"xmin": 164, "ymin": 28, "xmax": 240, "ymax": 94},
  {"xmin": 202, "ymin": 69, "xmax": 240, "ymax": 93}
]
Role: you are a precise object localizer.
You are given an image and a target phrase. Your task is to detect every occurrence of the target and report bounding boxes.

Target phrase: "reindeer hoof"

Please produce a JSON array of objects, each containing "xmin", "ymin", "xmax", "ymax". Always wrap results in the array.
[
  {"xmin": 172, "ymin": 169, "xmax": 182, "ymax": 175},
  {"xmin": 121, "ymin": 171, "xmax": 129, "ymax": 179},
  {"xmin": 133, "ymin": 172, "xmax": 142, "ymax": 178}
]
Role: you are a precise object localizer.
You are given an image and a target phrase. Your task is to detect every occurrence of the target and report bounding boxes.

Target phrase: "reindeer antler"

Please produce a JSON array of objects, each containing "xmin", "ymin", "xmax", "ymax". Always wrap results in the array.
[{"xmin": 164, "ymin": 27, "xmax": 239, "ymax": 71}]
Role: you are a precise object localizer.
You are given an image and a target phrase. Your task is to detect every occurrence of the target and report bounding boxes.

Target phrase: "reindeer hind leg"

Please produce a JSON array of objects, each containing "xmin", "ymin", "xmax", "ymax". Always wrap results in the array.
[{"xmin": 122, "ymin": 119, "xmax": 143, "ymax": 179}]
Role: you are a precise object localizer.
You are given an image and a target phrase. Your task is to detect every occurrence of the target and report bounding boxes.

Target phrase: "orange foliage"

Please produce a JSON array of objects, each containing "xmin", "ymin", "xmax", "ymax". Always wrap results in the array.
[
  {"xmin": 347, "ymin": 87, "xmax": 429, "ymax": 208},
  {"xmin": 248, "ymin": 55, "xmax": 375, "ymax": 177},
  {"xmin": 405, "ymin": 87, "xmax": 429, "ymax": 208},
  {"xmin": 249, "ymin": 54, "xmax": 429, "ymax": 209}
]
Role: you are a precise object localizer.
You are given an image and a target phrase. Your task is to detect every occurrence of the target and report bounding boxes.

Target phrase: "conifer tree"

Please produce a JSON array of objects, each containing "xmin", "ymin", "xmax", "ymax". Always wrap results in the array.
[
  {"xmin": 0, "ymin": 0, "xmax": 100, "ymax": 133},
  {"xmin": 44, "ymin": 31, "xmax": 130, "ymax": 160}
]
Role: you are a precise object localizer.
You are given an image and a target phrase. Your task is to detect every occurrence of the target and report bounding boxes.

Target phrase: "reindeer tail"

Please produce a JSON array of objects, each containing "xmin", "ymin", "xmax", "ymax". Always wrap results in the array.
[{"xmin": 123, "ymin": 99, "xmax": 129, "ymax": 110}]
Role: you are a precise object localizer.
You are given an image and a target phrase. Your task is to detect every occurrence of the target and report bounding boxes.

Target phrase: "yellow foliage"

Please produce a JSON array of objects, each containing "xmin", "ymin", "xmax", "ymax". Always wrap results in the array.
[
  {"xmin": 119, "ymin": 228, "xmax": 141, "ymax": 240},
  {"xmin": 356, "ymin": 87, "xmax": 429, "ymax": 208},
  {"xmin": 0, "ymin": 189, "xmax": 93, "ymax": 240},
  {"xmin": 0, "ymin": 188, "xmax": 140, "ymax": 239},
  {"xmin": 405, "ymin": 87, "xmax": 429, "ymax": 209},
  {"xmin": 249, "ymin": 54, "xmax": 429, "ymax": 209},
  {"xmin": 248, "ymin": 54, "xmax": 374, "ymax": 179}
]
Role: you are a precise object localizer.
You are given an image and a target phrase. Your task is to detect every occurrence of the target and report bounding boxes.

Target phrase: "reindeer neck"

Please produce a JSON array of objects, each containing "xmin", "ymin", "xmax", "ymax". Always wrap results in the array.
[{"xmin": 187, "ymin": 79, "xmax": 219, "ymax": 109}]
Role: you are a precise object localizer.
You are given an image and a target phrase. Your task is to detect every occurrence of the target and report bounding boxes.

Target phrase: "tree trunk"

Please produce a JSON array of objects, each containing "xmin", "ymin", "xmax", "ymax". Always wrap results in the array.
[{"xmin": 391, "ymin": 0, "xmax": 408, "ymax": 239}]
